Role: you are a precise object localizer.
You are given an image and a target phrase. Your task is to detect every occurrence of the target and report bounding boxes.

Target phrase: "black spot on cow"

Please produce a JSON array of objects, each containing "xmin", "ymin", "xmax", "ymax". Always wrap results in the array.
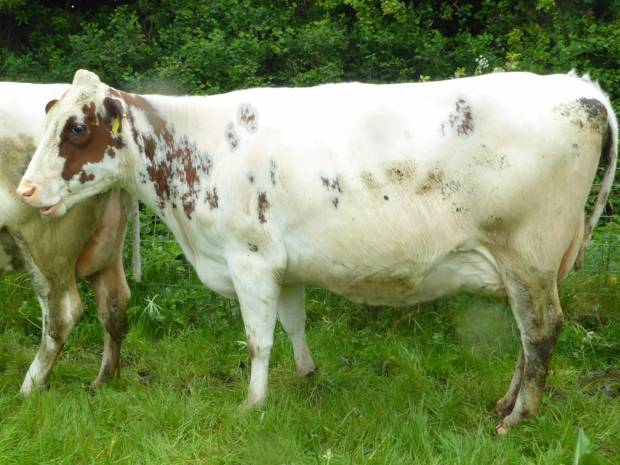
[
  {"xmin": 238, "ymin": 103, "xmax": 258, "ymax": 132},
  {"xmin": 257, "ymin": 191, "xmax": 269, "ymax": 223},
  {"xmin": 248, "ymin": 243, "xmax": 259, "ymax": 252},
  {"xmin": 205, "ymin": 187, "xmax": 219, "ymax": 209},
  {"xmin": 416, "ymin": 169, "xmax": 444, "ymax": 195},
  {"xmin": 385, "ymin": 161, "xmax": 415, "ymax": 183},
  {"xmin": 555, "ymin": 98, "xmax": 608, "ymax": 132},
  {"xmin": 321, "ymin": 176, "xmax": 343, "ymax": 193},
  {"xmin": 225, "ymin": 123, "xmax": 239, "ymax": 151},
  {"xmin": 269, "ymin": 160, "xmax": 277, "ymax": 186},
  {"xmin": 248, "ymin": 173, "xmax": 255, "ymax": 183},
  {"xmin": 332, "ymin": 197, "xmax": 339, "ymax": 208},
  {"xmin": 444, "ymin": 98, "xmax": 474, "ymax": 136},
  {"xmin": 383, "ymin": 195, "xmax": 389, "ymax": 201},
  {"xmin": 577, "ymin": 98, "xmax": 607, "ymax": 121}
]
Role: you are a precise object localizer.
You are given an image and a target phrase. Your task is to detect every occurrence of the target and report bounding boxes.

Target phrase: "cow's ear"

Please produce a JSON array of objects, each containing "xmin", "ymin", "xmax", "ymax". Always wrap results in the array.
[
  {"xmin": 45, "ymin": 99, "xmax": 58, "ymax": 114},
  {"xmin": 103, "ymin": 97, "xmax": 124, "ymax": 134},
  {"xmin": 103, "ymin": 96, "xmax": 123, "ymax": 119}
]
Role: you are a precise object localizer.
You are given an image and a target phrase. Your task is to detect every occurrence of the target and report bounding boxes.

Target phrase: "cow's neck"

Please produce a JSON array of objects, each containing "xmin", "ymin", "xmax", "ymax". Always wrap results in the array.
[
  {"xmin": 123, "ymin": 93, "xmax": 214, "ymax": 221},
  {"xmin": 118, "ymin": 93, "xmax": 218, "ymax": 263}
]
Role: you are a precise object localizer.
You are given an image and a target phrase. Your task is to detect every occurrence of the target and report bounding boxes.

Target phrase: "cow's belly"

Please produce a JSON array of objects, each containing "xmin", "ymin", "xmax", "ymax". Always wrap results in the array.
[{"xmin": 287, "ymin": 243, "xmax": 504, "ymax": 307}]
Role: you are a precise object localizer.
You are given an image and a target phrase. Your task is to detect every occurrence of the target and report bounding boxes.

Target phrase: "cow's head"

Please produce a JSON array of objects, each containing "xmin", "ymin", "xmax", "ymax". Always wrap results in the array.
[{"xmin": 17, "ymin": 70, "xmax": 128, "ymax": 217}]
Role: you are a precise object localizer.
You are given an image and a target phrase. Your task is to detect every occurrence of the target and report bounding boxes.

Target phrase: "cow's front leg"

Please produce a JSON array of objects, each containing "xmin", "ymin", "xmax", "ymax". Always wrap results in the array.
[
  {"xmin": 229, "ymin": 258, "xmax": 281, "ymax": 408},
  {"xmin": 277, "ymin": 285, "xmax": 315, "ymax": 377},
  {"xmin": 89, "ymin": 258, "xmax": 130, "ymax": 389},
  {"xmin": 21, "ymin": 283, "xmax": 83, "ymax": 394}
]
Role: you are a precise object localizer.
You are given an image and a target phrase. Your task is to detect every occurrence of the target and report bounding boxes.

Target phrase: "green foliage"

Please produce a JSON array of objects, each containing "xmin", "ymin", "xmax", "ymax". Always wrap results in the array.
[{"xmin": 0, "ymin": 1, "xmax": 619, "ymax": 107}]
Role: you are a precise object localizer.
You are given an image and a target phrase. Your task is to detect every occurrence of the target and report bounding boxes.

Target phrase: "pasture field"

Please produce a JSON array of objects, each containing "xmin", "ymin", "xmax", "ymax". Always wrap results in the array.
[{"xmin": 0, "ymin": 216, "xmax": 618, "ymax": 465}]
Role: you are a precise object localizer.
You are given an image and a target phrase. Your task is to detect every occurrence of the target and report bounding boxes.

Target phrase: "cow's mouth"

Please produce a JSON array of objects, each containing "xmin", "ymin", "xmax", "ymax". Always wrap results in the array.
[{"xmin": 40, "ymin": 202, "xmax": 66, "ymax": 218}]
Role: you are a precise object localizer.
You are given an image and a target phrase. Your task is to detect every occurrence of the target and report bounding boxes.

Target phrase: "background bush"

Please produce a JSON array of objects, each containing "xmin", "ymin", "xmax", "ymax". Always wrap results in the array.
[{"xmin": 1, "ymin": 0, "xmax": 618, "ymax": 102}]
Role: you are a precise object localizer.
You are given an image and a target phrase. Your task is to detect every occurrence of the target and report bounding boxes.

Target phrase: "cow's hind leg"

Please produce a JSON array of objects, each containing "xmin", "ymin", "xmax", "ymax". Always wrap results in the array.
[
  {"xmin": 277, "ymin": 285, "xmax": 316, "ymax": 377},
  {"xmin": 89, "ymin": 258, "xmax": 130, "ymax": 389},
  {"xmin": 495, "ymin": 346, "xmax": 524, "ymax": 417},
  {"xmin": 496, "ymin": 272, "xmax": 564, "ymax": 435}
]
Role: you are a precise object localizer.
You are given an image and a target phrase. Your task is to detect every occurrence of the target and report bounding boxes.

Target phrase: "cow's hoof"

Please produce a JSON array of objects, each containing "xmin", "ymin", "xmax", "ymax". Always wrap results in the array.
[
  {"xmin": 240, "ymin": 397, "xmax": 266, "ymax": 413},
  {"xmin": 495, "ymin": 420, "xmax": 510, "ymax": 436},
  {"xmin": 297, "ymin": 365, "xmax": 317, "ymax": 378}
]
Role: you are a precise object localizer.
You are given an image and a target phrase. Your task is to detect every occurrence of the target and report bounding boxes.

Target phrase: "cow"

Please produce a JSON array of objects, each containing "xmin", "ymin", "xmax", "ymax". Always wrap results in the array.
[
  {"xmin": 17, "ymin": 69, "xmax": 617, "ymax": 434},
  {"xmin": 0, "ymin": 82, "xmax": 136, "ymax": 392}
]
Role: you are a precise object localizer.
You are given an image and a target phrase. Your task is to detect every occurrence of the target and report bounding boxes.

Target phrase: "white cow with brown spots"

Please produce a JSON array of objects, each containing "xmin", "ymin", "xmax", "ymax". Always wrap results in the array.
[
  {"xmin": 18, "ymin": 70, "xmax": 617, "ymax": 434},
  {"xmin": 0, "ymin": 82, "xmax": 134, "ymax": 392}
]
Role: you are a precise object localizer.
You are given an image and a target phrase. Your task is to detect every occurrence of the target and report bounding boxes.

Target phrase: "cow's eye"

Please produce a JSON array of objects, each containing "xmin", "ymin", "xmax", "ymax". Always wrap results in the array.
[{"xmin": 70, "ymin": 124, "xmax": 86, "ymax": 137}]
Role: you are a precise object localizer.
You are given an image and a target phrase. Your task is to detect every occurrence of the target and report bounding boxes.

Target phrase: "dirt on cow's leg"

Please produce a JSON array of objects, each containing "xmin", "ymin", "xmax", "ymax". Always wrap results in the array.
[
  {"xmin": 10, "ymin": 231, "xmax": 85, "ymax": 394},
  {"xmin": 89, "ymin": 258, "xmax": 130, "ymax": 390},
  {"xmin": 276, "ymin": 284, "xmax": 316, "ymax": 377},
  {"xmin": 496, "ymin": 272, "xmax": 564, "ymax": 435},
  {"xmin": 495, "ymin": 345, "xmax": 524, "ymax": 417}
]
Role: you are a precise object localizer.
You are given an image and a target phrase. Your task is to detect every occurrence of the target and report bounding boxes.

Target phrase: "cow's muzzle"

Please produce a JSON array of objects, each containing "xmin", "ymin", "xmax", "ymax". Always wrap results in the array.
[{"xmin": 16, "ymin": 180, "xmax": 67, "ymax": 217}]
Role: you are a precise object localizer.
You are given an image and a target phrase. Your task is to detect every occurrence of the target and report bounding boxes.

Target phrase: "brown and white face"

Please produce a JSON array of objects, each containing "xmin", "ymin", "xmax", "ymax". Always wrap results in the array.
[{"xmin": 17, "ymin": 70, "xmax": 128, "ymax": 217}]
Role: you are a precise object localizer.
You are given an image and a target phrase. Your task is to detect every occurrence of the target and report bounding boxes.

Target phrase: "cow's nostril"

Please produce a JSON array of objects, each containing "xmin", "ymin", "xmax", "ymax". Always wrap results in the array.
[{"xmin": 17, "ymin": 183, "xmax": 37, "ymax": 199}]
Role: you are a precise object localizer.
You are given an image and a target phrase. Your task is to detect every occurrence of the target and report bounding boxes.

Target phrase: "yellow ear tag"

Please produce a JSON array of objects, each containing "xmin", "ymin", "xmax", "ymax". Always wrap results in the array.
[{"xmin": 111, "ymin": 117, "xmax": 120, "ymax": 135}]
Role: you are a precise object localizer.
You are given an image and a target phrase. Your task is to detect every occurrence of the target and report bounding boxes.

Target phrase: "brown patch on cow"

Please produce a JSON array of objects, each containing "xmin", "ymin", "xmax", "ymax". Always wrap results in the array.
[
  {"xmin": 238, "ymin": 103, "xmax": 258, "ymax": 132},
  {"xmin": 257, "ymin": 192, "xmax": 269, "ymax": 223},
  {"xmin": 59, "ymin": 103, "xmax": 124, "ymax": 183},
  {"xmin": 79, "ymin": 172, "xmax": 95, "ymax": 183},
  {"xmin": 442, "ymin": 97, "xmax": 474, "ymax": 136},
  {"xmin": 111, "ymin": 89, "xmax": 212, "ymax": 218},
  {"xmin": 225, "ymin": 122, "xmax": 239, "ymax": 151},
  {"xmin": 45, "ymin": 99, "xmax": 58, "ymax": 114},
  {"xmin": 269, "ymin": 159, "xmax": 277, "ymax": 186},
  {"xmin": 205, "ymin": 187, "xmax": 219, "ymax": 209}
]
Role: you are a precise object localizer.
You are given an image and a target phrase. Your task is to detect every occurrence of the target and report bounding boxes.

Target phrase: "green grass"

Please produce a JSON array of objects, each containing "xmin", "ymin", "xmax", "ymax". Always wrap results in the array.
[{"xmin": 0, "ymin": 224, "xmax": 619, "ymax": 464}]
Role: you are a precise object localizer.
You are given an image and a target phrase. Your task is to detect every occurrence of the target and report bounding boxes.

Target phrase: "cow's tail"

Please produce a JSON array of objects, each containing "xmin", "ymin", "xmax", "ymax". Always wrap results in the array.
[
  {"xmin": 574, "ymin": 91, "xmax": 618, "ymax": 270},
  {"xmin": 131, "ymin": 197, "xmax": 142, "ymax": 282}
]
